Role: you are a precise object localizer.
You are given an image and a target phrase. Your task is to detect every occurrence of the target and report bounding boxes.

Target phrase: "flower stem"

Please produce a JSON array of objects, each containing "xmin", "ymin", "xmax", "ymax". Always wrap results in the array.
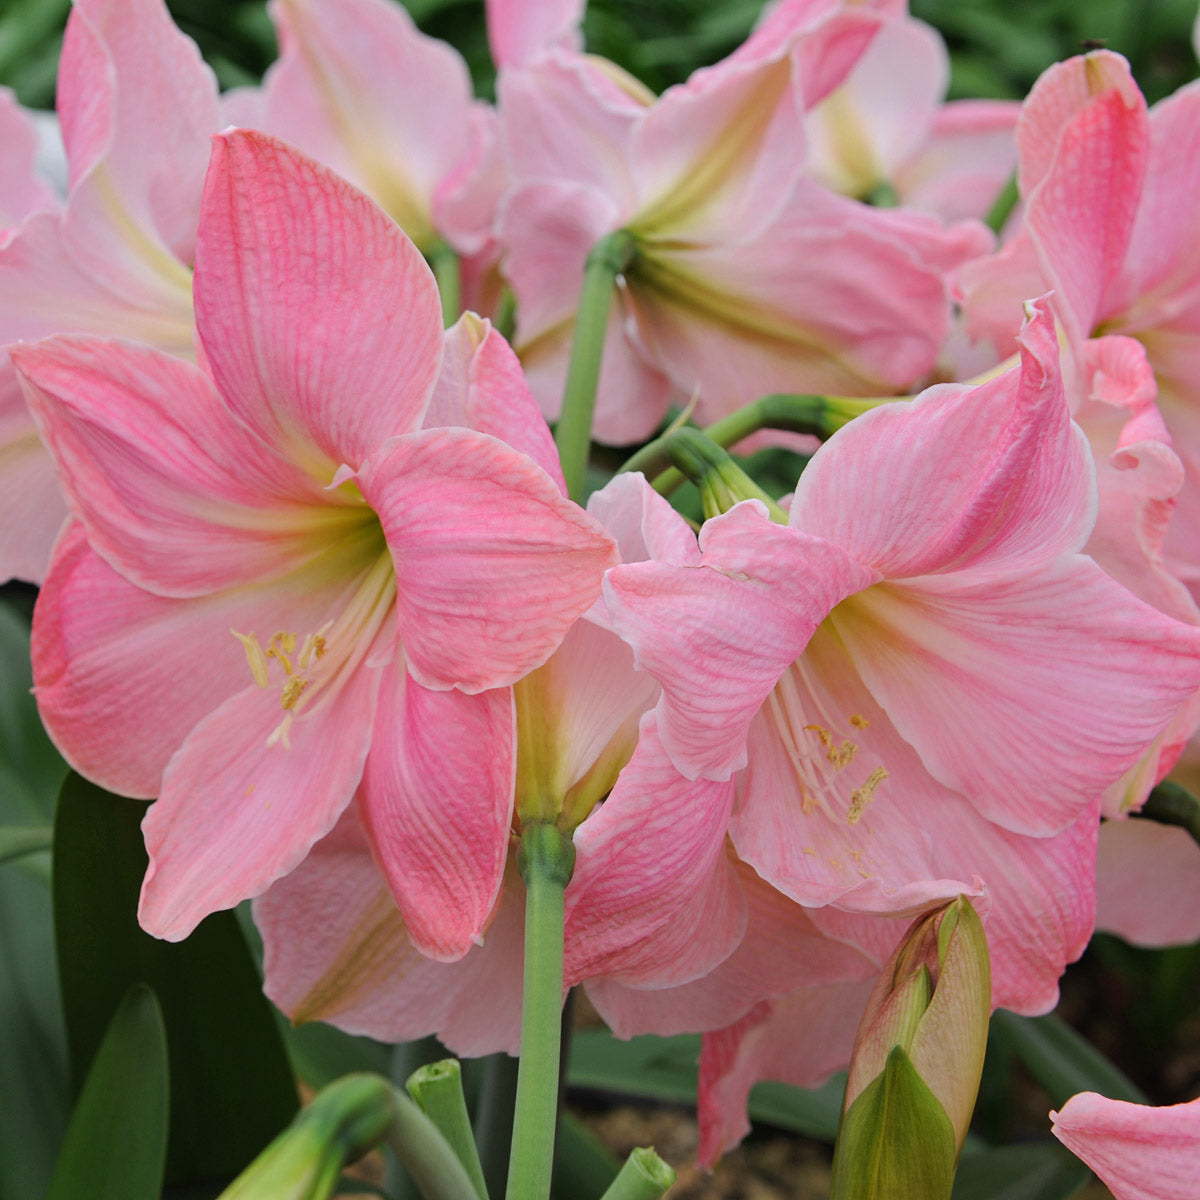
[
  {"xmin": 428, "ymin": 240, "xmax": 462, "ymax": 328},
  {"xmin": 599, "ymin": 1148, "xmax": 676, "ymax": 1200},
  {"xmin": 386, "ymin": 1087, "xmax": 485, "ymax": 1200},
  {"xmin": 505, "ymin": 823, "xmax": 576, "ymax": 1200},
  {"xmin": 555, "ymin": 230, "xmax": 637, "ymax": 502},
  {"xmin": 407, "ymin": 1060, "xmax": 489, "ymax": 1200}
]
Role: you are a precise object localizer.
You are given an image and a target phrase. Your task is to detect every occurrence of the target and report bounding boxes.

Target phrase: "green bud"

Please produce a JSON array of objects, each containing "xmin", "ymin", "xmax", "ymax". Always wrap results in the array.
[
  {"xmin": 664, "ymin": 427, "xmax": 788, "ymax": 522},
  {"xmin": 830, "ymin": 897, "xmax": 991, "ymax": 1200},
  {"xmin": 219, "ymin": 1074, "xmax": 397, "ymax": 1200}
]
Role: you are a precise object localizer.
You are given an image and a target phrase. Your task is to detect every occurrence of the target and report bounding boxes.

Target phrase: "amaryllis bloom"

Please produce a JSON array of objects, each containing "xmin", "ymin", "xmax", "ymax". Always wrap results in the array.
[
  {"xmin": 1052, "ymin": 1092, "xmax": 1200, "ymax": 1200},
  {"xmin": 0, "ymin": 0, "xmax": 226, "ymax": 583},
  {"xmin": 496, "ymin": 0, "xmax": 990, "ymax": 443},
  {"xmin": 604, "ymin": 301, "xmax": 1200, "ymax": 1011},
  {"xmin": 254, "ymin": 474, "xmax": 750, "ymax": 1053},
  {"xmin": 252, "ymin": 0, "xmax": 500, "ymax": 266},
  {"xmin": 16, "ymin": 130, "xmax": 616, "ymax": 952},
  {"xmin": 803, "ymin": 11, "xmax": 1019, "ymax": 222}
]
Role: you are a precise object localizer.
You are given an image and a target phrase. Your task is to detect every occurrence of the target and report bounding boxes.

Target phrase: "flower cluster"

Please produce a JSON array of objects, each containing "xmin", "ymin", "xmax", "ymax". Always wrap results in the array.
[{"xmin": 4, "ymin": 0, "xmax": 1200, "ymax": 1186}]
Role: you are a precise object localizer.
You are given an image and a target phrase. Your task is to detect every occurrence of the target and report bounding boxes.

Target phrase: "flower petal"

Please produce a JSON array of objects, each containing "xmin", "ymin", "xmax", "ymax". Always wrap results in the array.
[
  {"xmin": 195, "ymin": 130, "xmax": 443, "ymax": 470},
  {"xmin": 363, "ymin": 427, "xmax": 616, "ymax": 692},
  {"xmin": 358, "ymin": 667, "xmax": 515, "ymax": 961}
]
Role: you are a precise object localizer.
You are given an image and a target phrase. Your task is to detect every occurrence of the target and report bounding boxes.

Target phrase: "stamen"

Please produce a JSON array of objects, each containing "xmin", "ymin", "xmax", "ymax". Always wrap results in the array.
[
  {"xmin": 847, "ymin": 766, "xmax": 889, "ymax": 825},
  {"xmin": 232, "ymin": 631, "xmax": 270, "ymax": 687}
]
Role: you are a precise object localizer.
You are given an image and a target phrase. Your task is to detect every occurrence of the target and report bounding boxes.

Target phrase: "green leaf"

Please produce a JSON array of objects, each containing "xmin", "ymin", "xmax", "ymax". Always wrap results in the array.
[
  {"xmin": 45, "ymin": 983, "xmax": 169, "ymax": 1200},
  {"xmin": 990, "ymin": 1010, "xmax": 1147, "ymax": 1107},
  {"xmin": 552, "ymin": 1112, "xmax": 621, "ymax": 1200},
  {"xmin": 951, "ymin": 1142, "xmax": 1090, "ymax": 1200},
  {"xmin": 0, "ymin": 849, "xmax": 69, "ymax": 1200},
  {"xmin": 53, "ymin": 773, "xmax": 298, "ymax": 1187},
  {"xmin": 0, "ymin": 597, "xmax": 68, "ymax": 829},
  {"xmin": 0, "ymin": 823, "xmax": 52, "ymax": 865},
  {"xmin": 829, "ymin": 1046, "xmax": 957, "ymax": 1200}
]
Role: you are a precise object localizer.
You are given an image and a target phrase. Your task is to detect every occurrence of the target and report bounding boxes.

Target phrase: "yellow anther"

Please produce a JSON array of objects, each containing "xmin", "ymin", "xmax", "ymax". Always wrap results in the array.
[
  {"xmin": 850, "ymin": 714, "xmax": 869, "ymax": 729},
  {"xmin": 847, "ymin": 766, "xmax": 889, "ymax": 825},
  {"xmin": 280, "ymin": 676, "xmax": 308, "ymax": 711},
  {"xmin": 232, "ymin": 631, "xmax": 270, "ymax": 688}
]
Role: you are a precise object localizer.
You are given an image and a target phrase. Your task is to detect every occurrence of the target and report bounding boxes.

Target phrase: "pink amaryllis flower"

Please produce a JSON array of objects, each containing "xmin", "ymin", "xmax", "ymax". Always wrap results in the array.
[
  {"xmin": 1052, "ymin": 1092, "xmax": 1200, "ymax": 1200},
  {"xmin": 16, "ymin": 130, "xmax": 616, "ymax": 953},
  {"xmin": 253, "ymin": 474, "xmax": 752, "ymax": 1053},
  {"xmin": 496, "ymin": 0, "xmax": 990, "ymax": 443},
  {"xmin": 604, "ymin": 301, "xmax": 1200, "ymax": 1007}
]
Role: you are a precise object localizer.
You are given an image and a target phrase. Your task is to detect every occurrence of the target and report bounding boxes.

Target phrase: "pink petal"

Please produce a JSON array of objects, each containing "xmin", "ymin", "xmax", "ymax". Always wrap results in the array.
[
  {"xmin": 362, "ymin": 426, "xmax": 616, "ymax": 692},
  {"xmin": 0, "ymin": 363, "xmax": 64, "ymax": 584},
  {"xmin": 58, "ymin": 0, "xmax": 218, "ymax": 267},
  {"xmin": 358, "ymin": 667, "xmax": 515, "ymax": 961},
  {"xmin": 564, "ymin": 714, "xmax": 745, "ymax": 988},
  {"xmin": 1052, "ymin": 1092, "xmax": 1200, "ymax": 1200},
  {"xmin": 586, "ymin": 857, "xmax": 875, "ymax": 1038},
  {"xmin": 1095, "ymin": 818, "xmax": 1200, "ymax": 947},
  {"xmin": 836, "ymin": 562, "xmax": 1200, "ymax": 836},
  {"xmin": 428, "ymin": 313, "xmax": 566, "ymax": 490},
  {"xmin": 260, "ymin": 0, "xmax": 484, "ymax": 248},
  {"xmin": 195, "ymin": 130, "xmax": 443, "ymax": 469},
  {"xmin": 0, "ymin": 88, "xmax": 58, "ymax": 230},
  {"xmin": 31, "ymin": 525, "xmax": 359, "ymax": 799},
  {"xmin": 585, "ymin": 472, "xmax": 701, "ymax": 570},
  {"xmin": 791, "ymin": 301, "xmax": 1096, "ymax": 578},
  {"xmin": 603, "ymin": 501, "xmax": 876, "ymax": 781},
  {"xmin": 696, "ymin": 982, "xmax": 875, "ymax": 1164},
  {"xmin": 14, "ymin": 335, "xmax": 366, "ymax": 597},
  {"xmin": 486, "ymin": 0, "xmax": 583, "ymax": 68},
  {"xmin": 138, "ymin": 621, "xmax": 388, "ymax": 940},
  {"xmin": 257, "ymin": 810, "xmax": 525, "ymax": 1055}
]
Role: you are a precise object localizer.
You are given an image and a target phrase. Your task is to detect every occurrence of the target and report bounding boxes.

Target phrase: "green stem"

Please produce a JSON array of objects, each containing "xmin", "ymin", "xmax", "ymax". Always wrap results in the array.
[
  {"xmin": 389, "ymin": 1037, "xmax": 449, "ymax": 1200},
  {"xmin": 619, "ymin": 392, "xmax": 833, "ymax": 492},
  {"xmin": 505, "ymin": 823, "xmax": 575, "ymax": 1200},
  {"xmin": 492, "ymin": 289, "xmax": 517, "ymax": 344},
  {"xmin": 407, "ymin": 1061, "xmax": 489, "ymax": 1200},
  {"xmin": 428, "ymin": 240, "xmax": 462, "ymax": 328},
  {"xmin": 598, "ymin": 1148, "xmax": 676, "ymax": 1200},
  {"xmin": 664, "ymin": 427, "xmax": 788, "ymax": 523},
  {"xmin": 555, "ymin": 230, "xmax": 637, "ymax": 503},
  {"xmin": 985, "ymin": 171, "xmax": 1020, "ymax": 235},
  {"xmin": 386, "ymin": 1088, "xmax": 483, "ymax": 1200}
]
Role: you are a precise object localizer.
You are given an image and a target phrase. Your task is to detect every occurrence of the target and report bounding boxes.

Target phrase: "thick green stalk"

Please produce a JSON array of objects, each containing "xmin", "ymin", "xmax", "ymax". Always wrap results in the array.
[
  {"xmin": 386, "ymin": 1088, "xmax": 482, "ymax": 1200},
  {"xmin": 599, "ymin": 1149, "xmax": 676, "ymax": 1200},
  {"xmin": 555, "ymin": 230, "xmax": 637, "ymax": 502},
  {"xmin": 406, "ymin": 1061, "xmax": 489, "ymax": 1200},
  {"xmin": 505, "ymin": 823, "xmax": 576, "ymax": 1200}
]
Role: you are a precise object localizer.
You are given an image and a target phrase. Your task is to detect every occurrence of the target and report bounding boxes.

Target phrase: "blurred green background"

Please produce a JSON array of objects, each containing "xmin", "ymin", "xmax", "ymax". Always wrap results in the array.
[{"xmin": 1, "ymin": 0, "xmax": 1197, "ymax": 110}]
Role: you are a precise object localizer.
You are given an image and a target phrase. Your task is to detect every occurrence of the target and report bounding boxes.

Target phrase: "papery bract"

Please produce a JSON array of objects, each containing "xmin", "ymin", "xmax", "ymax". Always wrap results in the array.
[{"xmin": 18, "ymin": 131, "xmax": 615, "ymax": 956}]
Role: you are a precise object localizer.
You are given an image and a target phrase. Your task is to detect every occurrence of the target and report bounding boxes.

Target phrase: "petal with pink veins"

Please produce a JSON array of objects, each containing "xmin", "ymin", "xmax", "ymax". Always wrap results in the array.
[
  {"xmin": 358, "ymin": 666, "xmax": 515, "ymax": 961},
  {"xmin": 194, "ymin": 130, "xmax": 443, "ymax": 472}
]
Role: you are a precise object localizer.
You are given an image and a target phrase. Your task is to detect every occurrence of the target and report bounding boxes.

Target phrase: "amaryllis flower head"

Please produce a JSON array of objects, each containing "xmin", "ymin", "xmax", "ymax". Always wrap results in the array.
[
  {"xmin": 604, "ymin": 300, "xmax": 1200, "ymax": 1012},
  {"xmin": 497, "ymin": 0, "xmax": 990, "ymax": 443},
  {"xmin": 16, "ymin": 130, "xmax": 616, "ymax": 954},
  {"xmin": 253, "ymin": 474, "xmax": 750, "ymax": 1054}
]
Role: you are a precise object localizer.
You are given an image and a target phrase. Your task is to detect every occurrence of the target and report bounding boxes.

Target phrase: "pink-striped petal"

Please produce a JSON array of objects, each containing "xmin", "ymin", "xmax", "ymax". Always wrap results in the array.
[
  {"xmin": 257, "ymin": 810, "xmax": 525, "ymax": 1055},
  {"xmin": 1052, "ymin": 1092, "xmax": 1200, "ymax": 1200},
  {"xmin": 604, "ymin": 501, "xmax": 875, "ymax": 781},
  {"xmin": 564, "ymin": 714, "xmax": 744, "ymax": 987},
  {"xmin": 15, "ymin": 335, "xmax": 370, "ymax": 597},
  {"xmin": 358, "ymin": 667, "xmax": 515, "ymax": 961},
  {"xmin": 791, "ymin": 301, "xmax": 1097, "ymax": 578},
  {"xmin": 138, "ymin": 621, "xmax": 387, "ymax": 940},
  {"xmin": 195, "ymin": 130, "xmax": 443, "ymax": 470},
  {"xmin": 362, "ymin": 426, "xmax": 616, "ymax": 692}
]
